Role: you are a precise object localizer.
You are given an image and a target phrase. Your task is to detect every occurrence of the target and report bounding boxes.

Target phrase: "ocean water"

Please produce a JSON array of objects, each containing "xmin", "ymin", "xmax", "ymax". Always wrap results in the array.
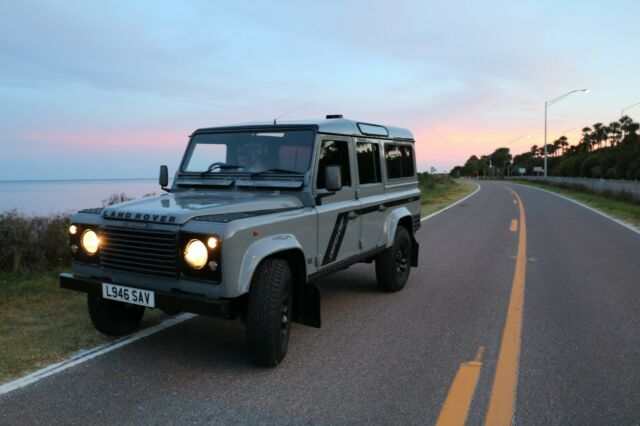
[{"xmin": 0, "ymin": 179, "xmax": 161, "ymax": 216}]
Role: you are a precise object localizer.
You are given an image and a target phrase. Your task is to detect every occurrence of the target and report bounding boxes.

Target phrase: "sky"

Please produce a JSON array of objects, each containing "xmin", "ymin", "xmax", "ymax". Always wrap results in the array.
[{"xmin": 1, "ymin": 0, "xmax": 639, "ymax": 180}]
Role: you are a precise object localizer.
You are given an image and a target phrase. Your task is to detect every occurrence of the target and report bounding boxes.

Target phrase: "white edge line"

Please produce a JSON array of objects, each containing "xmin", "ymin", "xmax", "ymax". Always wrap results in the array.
[
  {"xmin": 421, "ymin": 181, "xmax": 481, "ymax": 222},
  {"xmin": 0, "ymin": 313, "xmax": 197, "ymax": 396},
  {"xmin": 509, "ymin": 182, "xmax": 640, "ymax": 236}
]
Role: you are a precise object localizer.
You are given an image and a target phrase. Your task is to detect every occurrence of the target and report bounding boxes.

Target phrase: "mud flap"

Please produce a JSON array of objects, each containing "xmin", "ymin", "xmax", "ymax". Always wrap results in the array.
[
  {"xmin": 292, "ymin": 282, "xmax": 321, "ymax": 328},
  {"xmin": 411, "ymin": 238, "xmax": 419, "ymax": 267}
]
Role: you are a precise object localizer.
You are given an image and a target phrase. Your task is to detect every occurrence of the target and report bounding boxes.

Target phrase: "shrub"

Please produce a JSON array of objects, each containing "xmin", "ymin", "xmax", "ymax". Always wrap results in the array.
[
  {"xmin": 417, "ymin": 172, "xmax": 437, "ymax": 191},
  {"xmin": 0, "ymin": 192, "xmax": 138, "ymax": 274},
  {"xmin": 0, "ymin": 211, "xmax": 71, "ymax": 274}
]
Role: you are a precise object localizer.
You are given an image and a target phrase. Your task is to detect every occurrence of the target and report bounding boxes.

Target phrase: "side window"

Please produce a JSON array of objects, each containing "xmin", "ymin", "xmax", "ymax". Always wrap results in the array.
[
  {"xmin": 356, "ymin": 142, "xmax": 381, "ymax": 184},
  {"xmin": 317, "ymin": 140, "xmax": 351, "ymax": 189},
  {"xmin": 385, "ymin": 144, "xmax": 415, "ymax": 179}
]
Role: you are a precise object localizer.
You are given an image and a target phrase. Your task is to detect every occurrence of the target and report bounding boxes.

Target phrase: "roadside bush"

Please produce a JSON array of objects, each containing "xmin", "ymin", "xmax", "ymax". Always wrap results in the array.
[
  {"xmin": 0, "ymin": 192, "xmax": 138, "ymax": 274},
  {"xmin": 0, "ymin": 211, "xmax": 71, "ymax": 274},
  {"xmin": 417, "ymin": 172, "xmax": 454, "ymax": 192},
  {"xmin": 417, "ymin": 172, "xmax": 436, "ymax": 191}
]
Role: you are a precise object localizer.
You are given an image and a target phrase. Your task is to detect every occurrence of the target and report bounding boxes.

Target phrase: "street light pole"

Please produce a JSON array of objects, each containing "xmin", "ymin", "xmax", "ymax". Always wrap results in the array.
[
  {"xmin": 544, "ymin": 102, "xmax": 548, "ymax": 177},
  {"xmin": 544, "ymin": 89, "xmax": 589, "ymax": 177}
]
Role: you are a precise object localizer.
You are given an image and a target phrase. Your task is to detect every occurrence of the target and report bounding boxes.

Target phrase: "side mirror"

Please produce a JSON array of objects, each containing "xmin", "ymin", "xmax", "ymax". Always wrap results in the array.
[
  {"xmin": 325, "ymin": 165, "xmax": 342, "ymax": 192},
  {"xmin": 159, "ymin": 165, "xmax": 169, "ymax": 188}
]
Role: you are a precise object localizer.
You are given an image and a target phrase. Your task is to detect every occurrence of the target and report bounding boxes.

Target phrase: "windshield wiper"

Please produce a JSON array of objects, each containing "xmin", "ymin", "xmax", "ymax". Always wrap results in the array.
[
  {"xmin": 250, "ymin": 168, "xmax": 302, "ymax": 177},
  {"xmin": 201, "ymin": 163, "xmax": 244, "ymax": 176}
]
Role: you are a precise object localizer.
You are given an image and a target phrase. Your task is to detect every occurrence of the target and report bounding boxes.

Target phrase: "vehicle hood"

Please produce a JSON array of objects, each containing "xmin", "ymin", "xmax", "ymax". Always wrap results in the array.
[{"xmin": 100, "ymin": 191, "xmax": 303, "ymax": 225}]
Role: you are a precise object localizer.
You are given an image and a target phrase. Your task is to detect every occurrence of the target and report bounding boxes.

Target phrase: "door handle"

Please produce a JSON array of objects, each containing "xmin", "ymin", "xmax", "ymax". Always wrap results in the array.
[
  {"xmin": 348, "ymin": 211, "xmax": 358, "ymax": 220},
  {"xmin": 378, "ymin": 204, "xmax": 387, "ymax": 212}
]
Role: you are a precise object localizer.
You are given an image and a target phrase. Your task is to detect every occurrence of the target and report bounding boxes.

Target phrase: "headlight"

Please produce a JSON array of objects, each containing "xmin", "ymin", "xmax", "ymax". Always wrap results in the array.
[
  {"xmin": 184, "ymin": 239, "xmax": 208, "ymax": 269},
  {"xmin": 81, "ymin": 229, "xmax": 100, "ymax": 255}
]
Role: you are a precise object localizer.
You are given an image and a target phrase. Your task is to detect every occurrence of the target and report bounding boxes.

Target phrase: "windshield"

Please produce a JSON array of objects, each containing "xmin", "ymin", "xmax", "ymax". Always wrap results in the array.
[{"xmin": 182, "ymin": 130, "xmax": 314, "ymax": 175}]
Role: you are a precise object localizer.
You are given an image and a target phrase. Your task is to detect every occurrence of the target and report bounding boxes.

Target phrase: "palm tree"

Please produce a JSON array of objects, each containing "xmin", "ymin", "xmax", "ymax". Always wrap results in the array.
[
  {"xmin": 580, "ymin": 127, "xmax": 592, "ymax": 152},
  {"xmin": 607, "ymin": 121, "xmax": 622, "ymax": 147},
  {"xmin": 592, "ymin": 123, "xmax": 607, "ymax": 150},
  {"xmin": 559, "ymin": 136, "xmax": 569, "ymax": 155},
  {"xmin": 552, "ymin": 138, "xmax": 562, "ymax": 157},
  {"xmin": 619, "ymin": 115, "xmax": 639, "ymax": 144},
  {"xmin": 530, "ymin": 145, "xmax": 539, "ymax": 157},
  {"xmin": 620, "ymin": 115, "xmax": 633, "ymax": 131}
]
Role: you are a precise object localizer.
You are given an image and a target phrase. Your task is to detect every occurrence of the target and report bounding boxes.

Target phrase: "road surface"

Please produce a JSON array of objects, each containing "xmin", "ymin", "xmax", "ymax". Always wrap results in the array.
[{"xmin": 2, "ymin": 181, "xmax": 639, "ymax": 425}]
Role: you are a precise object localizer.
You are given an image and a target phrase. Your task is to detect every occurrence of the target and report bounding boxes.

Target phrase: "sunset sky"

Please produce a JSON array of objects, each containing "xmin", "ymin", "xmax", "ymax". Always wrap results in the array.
[{"xmin": 1, "ymin": 0, "xmax": 639, "ymax": 180}]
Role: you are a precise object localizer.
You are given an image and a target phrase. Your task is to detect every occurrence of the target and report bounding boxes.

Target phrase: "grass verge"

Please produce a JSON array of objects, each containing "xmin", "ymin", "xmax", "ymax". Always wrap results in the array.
[
  {"xmin": 421, "ymin": 180, "xmax": 477, "ymax": 217},
  {"xmin": 512, "ymin": 180, "xmax": 640, "ymax": 229},
  {"xmin": 0, "ymin": 270, "xmax": 168, "ymax": 384}
]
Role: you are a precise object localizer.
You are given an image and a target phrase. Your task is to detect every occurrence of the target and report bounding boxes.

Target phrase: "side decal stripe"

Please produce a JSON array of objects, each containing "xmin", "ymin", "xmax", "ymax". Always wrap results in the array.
[{"xmin": 322, "ymin": 212, "xmax": 349, "ymax": 265}]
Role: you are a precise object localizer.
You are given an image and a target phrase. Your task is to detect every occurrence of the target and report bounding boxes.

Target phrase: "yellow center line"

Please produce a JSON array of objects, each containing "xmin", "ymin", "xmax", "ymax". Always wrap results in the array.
[
  {"xmin": 436, "ymin": 346, "xmax": 486, "ymax": 426},
  {"xmin": 509, "ymin": 219, "xmax": 518, "ymax": 232},
  {"xmin": 485, "ymin": 188, "xmax": 527, "ymax": 426}
]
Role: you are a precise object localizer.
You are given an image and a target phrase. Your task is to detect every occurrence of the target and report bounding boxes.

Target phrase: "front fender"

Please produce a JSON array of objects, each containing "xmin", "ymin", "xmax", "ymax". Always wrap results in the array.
[
  {"xmin": 384, "ymin": 207, "xmax": 412, "ymax": 248},
  {"xmin": 237, "ymin": 234, "xmax": 304, "ymax": 294}
]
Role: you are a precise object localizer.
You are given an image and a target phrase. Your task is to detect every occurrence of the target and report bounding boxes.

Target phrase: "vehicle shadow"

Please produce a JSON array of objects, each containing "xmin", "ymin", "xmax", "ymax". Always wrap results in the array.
[
  {"xmin": 123, "ymin": 265, "xmax": 383, "ymax": 375},
  {"xmin": 315, "ymin": 264, "xmax": 381, "ymax": 297}
]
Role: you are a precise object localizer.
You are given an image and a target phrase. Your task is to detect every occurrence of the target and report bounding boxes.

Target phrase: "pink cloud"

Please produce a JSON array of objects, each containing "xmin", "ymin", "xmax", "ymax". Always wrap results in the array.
[{"xmin": 413, "ymin": 125, "xmax": 540, "ymax": 171}]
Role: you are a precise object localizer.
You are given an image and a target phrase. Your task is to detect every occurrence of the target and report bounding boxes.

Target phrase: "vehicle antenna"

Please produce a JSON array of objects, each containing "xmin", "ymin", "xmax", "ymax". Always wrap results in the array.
[{"xmin": 273, "ymin": 101, "xmax": 315, "ymax": 125}]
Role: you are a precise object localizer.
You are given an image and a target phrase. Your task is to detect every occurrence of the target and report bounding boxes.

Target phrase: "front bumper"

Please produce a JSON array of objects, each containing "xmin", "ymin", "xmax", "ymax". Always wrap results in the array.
[{"xmin": 59, "ymin": 272, "xmax": 233, "ymax": 318}]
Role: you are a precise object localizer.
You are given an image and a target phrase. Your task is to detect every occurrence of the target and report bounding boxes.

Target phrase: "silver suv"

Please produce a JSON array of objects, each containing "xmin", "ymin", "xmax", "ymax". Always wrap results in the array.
[{"xmin": 60, "ymin": 116, "xmax": 421, "ymax": 366}]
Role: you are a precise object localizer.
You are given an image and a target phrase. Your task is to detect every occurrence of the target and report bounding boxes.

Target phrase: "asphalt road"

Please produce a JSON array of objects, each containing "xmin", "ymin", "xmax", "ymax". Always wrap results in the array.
[{"xmin": 2, "ymin": 181, "xmax": 640, "ymax": 425}]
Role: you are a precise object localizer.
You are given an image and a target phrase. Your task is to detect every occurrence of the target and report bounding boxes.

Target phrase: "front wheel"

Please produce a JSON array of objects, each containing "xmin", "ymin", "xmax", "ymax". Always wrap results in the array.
[
  {"xmin": 87, "ymin": 295, "xmax": 145, "ymax": 336},
  {"xmin": 245, "ymin": 258, "xmax": 293, "ymax": 367},
  {"xmin": 375, "ymin": 226, "xmax": 412, "ymax": 292}
]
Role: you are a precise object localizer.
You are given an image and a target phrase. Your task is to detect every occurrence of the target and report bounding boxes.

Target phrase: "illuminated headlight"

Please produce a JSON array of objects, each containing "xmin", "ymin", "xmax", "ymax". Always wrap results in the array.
[
  {"xmin": 184, "ymin": 239, "xmax": 208, "ymax": 270},
  {"xmin": 81, "ymin": 229, "xmax": 100, "ymax": 255},
  {"xmin": 207, "ymin": 237, "xmax": 219, "ymax": 249},
  {"xmin": 69, "ymin": 225, "xmax": 78, "ymax": 235}
]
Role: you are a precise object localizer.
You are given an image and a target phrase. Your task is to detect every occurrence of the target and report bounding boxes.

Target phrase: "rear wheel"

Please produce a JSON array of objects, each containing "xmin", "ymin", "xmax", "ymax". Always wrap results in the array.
[
  {"xmin": 246, "ymin": 258, "xmax": 293, "ymax": 367},
  {"xmin": 87, "ymin": 295, "xmax": 145, "ymax": 336},
  {"xmin": 375, "ymin": 226, "xmax": 412, "ymax": 292}
]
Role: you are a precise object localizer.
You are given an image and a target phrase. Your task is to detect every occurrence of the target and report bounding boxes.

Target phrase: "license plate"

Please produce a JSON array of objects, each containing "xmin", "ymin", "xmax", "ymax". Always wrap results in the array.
[{"xmin": 102, "ymin": 283, "xmax": 155, "ymax": 308}]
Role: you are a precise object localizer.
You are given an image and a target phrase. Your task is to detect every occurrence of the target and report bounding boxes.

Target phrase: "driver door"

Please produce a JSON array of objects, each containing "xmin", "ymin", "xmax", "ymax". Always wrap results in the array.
[{"xmin": 314, "ymin": 138, "xmax": 361, "ymax": 268}]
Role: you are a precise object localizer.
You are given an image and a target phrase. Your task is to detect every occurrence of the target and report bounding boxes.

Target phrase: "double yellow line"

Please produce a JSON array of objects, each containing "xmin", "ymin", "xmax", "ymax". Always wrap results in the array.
[{"xmin": 436, "ymin": 187, "xmax": 527, "ymax": 426}]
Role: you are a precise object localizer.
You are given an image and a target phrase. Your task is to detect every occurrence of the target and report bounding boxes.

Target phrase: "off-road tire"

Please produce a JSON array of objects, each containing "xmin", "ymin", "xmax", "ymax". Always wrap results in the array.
[
  {"xmin": 87, "ymin": 295, "xmax": 145, "ymax": 336},
  {"xmin": 246, "ymin": 258, "xmax": 293, "ymax": 367},
  {"xmin": 375, "ymin": 226, "xmax": 412, "ymax": 292}
]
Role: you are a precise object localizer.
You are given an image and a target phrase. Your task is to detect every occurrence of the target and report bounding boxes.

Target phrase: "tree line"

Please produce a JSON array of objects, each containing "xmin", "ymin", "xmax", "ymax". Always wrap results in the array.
[{"xmin": 451, "ymin": 115, "xmax": 640, "ymax": 179}]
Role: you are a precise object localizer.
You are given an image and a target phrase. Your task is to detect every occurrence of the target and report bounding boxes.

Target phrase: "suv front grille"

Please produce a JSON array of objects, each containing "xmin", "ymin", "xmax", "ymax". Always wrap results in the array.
[{"xmin": 100, "ymin": 227, "xmax": 178, "ymax": 278}]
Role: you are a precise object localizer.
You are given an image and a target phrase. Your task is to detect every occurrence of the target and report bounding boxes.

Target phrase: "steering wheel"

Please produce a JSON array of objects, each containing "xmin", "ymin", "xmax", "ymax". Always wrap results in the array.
[{"xmin": 204, "ymin": 162, "xmax": 226, "ymax": 173}]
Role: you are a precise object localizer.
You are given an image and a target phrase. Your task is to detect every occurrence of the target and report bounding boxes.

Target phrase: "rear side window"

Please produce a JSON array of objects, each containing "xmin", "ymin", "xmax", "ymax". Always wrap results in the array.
[
  {"xmin": 317, "ymin": 140, "xmax": 351, "ymax": 189},
  {"xmin": 356, "ymin": 142, "xmax": 381, "ymax": 184},
  {"xmin": 385, "ymin": 144, "xmax": 415, "ymax": 179}
]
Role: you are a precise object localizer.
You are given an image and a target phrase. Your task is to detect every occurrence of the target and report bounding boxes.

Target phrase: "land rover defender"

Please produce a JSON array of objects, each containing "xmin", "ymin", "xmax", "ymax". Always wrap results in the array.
[{"xmin": 60, "ymin": 116, "xmax": 421, "ymax": 366}]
